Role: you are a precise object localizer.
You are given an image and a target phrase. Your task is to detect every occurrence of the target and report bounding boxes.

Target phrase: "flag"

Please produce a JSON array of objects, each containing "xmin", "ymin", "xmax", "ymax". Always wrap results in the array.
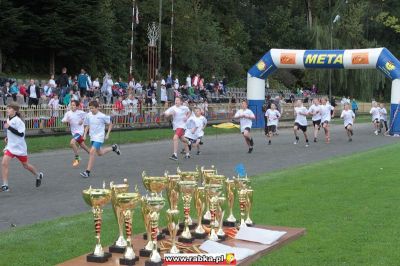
[
  {"xmin": 135, "ymin": 4, "xmax": 139, "ymax": 24},
  {"xmin": 132, "ymin": 5, "xmax": 135, "ymax": 17},
  {"xmin": 212, "ymin": 122, "xmax": 240, "ymax": 129}
]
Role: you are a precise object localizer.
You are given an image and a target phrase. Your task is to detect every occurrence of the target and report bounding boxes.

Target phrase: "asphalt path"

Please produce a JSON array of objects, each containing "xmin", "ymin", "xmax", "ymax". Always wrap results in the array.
[{"xmin": 0, "ymin": 123, "xmax": 397, "ymax": 231}]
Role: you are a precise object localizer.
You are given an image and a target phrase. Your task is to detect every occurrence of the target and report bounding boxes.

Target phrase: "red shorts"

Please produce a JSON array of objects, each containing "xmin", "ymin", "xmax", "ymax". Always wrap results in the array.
[
  {"xmin": 175, "ymin": 128, "xmax": 185, "ymax": 138},
  {"xmin": 73, "ymin": 133, "xmax": 84, "ymax": 144},
  {"xmin": 4, "ymin": 150, "xmax": 28, "ymax": 163}
]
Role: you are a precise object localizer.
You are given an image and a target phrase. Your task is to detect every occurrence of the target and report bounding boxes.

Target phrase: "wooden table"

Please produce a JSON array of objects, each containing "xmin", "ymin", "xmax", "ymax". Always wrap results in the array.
[{"xmin": 58, "ymin": 225, "xmax": 305, "ymax": 266}]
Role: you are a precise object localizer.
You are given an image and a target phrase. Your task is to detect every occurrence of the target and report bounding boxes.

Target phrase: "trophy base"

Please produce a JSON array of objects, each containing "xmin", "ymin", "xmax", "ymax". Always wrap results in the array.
[
  {"xmin": 179, "ymin": 222, "xmax": 197, "ymax": 230},
  {"xmin": 120, "ymin": 257, "xmax": 139, "ymax": 265},
  {"xmin": 139, "ymin": 248, "xmax": 160, "ymax": 257},
  {"xmin": 223, "ymin": 221, "xmax": 237, "ymax": 227},
  {"xmin": 201, "ymin": 219, "xmax": 211, "ymax": 225},
  {"xmin": 143, "ymin": 233, "xmax": 165, "ymax": 241},
  {"xmin": 86, "ymin": 252, "xmax": 112, "ymax": 263},
  {"xmin": 178, "ymin": 236, "xmax": 195, "ymax": 243},
  {"xmin": 193, "ymin": 232, "xmax": 207, "ymax": 239},
  {"xmin": 109, "ymin": 244, "xmax": 126, "ymax": 253},
  {"xmin": 145, "ymin": 260, "xmax": 163, "ymax": 266},
  {"xmin": 217, "ymin": 235, "xmax": 227, "ymax": 241},
  {"xmin": 246, "ymin": 223, "xmax": 255, "ymax": 227}
]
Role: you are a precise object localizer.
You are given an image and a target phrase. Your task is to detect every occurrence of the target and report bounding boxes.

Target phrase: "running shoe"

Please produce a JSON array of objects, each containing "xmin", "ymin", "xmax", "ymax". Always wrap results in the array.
[
  {"xmin": 169, "ymin": 154, "xmax": 178, "ymax": 161},
  {"xmin": 305, "ymin": 143, "xmax": 309, "ymax": 147},
  {"xmin": 184, "ymin": 154, "xmax": 191, "ymax": 159},
  {"xmin": 1, "ymin": 185, "xmax": 9, "ymax": 192},
  {"xmin": 313, "ymin": 138, "xmax": 317, "ymax": 143},
  {"xmin": 268, "ymin": 140, "xmax": 271, "ymax": 145},
  {"xmin": 248, "ymin": 147, "xmax": 253, "ymax": 153},
  {"xmin": 36, "ymin": 172, "xmax": 43, "ymax": 187},
  {"xmin": 72, "ymin": 158, "xmax": 80, "ymax": 167},
  {"xmin": 374, "ymin": 130, "xmax": 378, "ymax": 136},
  {"xmin": 196, "ymin": 151, "xmax": 201, "ymax": 155},
  {"xmin": 80, "ymin": 171, "xmax": 90, "ymax": 178},
  {"xmin": 349, "ymin": 138, "xmax": 352, "ymax": 142},
  {"xmin": 180, "ymin": 149, "xmax": 185, "ymax": 154},
  {"xmin": 112, "ymin": 144, "xmax": 121, "ymax": 155},
  {"xmin": 293, "ymin": 140, "xmax": 299, "ymax": 145}
]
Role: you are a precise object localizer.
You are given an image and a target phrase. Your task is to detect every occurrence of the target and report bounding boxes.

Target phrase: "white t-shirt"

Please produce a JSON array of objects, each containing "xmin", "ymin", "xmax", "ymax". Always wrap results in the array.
[
  {"xmin": 165, "ymin": 105, "xmax": 190, "ymax": 130},
  {"xmin": 6, "ymin": 116, "xmax": 27, "ymax": 156},
  {"xmin": 29, "ymin": 85, "xmax": 37, "ymax": 98},
  {"xmin": 48, "ymin": 98, "xmax": 60, "ymax": 117},
  {"xmin": 197, "ymin": 116, "xmax": 207, "ymax": 137},
  {"xmin": 370, "ymin": 107, "xmax": 380, "ymax": 121},
  {"xmin": 49, "ymin": 79, "xmax": 56, "ymax": 88},
  {"xmin": 294, "ymin": 106, "xmax": 308, "ymax": 126},
  {"xmin": 379, "ymin": 107, "xmax": 387, "ymax": 121},
  {"xmin": 174, "ymin": 79, "xmax": 179, "ymax": 90},
  {"xmin": 161, "ymin": 87, "xmax": 168, "ymax": 101},
  {"xmin": 234, "ymin": 109, "xmax": 255, "ymax": 132},
  {"xmin": 84, "ymin": 111, "xmax": 111, "ymax": 143},
  {"xmin": 341, "ymin": 109, "xmax": 355, "ymax": 126},
  {"xmin": 308, "ymin": 104, "xmax": 321, "ymax": 121},
  {"xmin": 62, "ymin": 110, "xmax": 87, "ymax": 136},
  {"xmin": 184, "ymin": 116, "xmax": 203, "ymax": 140},
  {"xmin": 186, "ymin": 76, "xmax": 192, "ymax": 87},
  {"xmin": 93, "ymin": 80, "xmax": 100, "ymax": 88},
  {"xmin": 320, "ymin": 104, "xmax": 333, "ymax": 122},
  {"xmin": 265, "ymin": 109, "xmax": 281, "ymax": 126}
]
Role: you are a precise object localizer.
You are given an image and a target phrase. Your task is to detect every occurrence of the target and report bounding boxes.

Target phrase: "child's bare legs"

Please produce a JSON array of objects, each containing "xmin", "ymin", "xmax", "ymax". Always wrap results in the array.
[
  {"xmin": 314, "ymin": 124, "xmax": 319, "ymax": 141},
  {"xmin": 1, "ymin": 155, "xmax": 12, "ymax": 185},
  {"xmin": 172, "ymin": 134, "xmax": 179, "ymax": 154},
  {"xmin": 79, "ymin": 142, "xmax": 90, "ymax": 153},
  {"xmin": 323, "ymin": 123, "xmax": 330, "ymax": 143},
  {"xmin": 70, "ymin": 139, "xmax": 80, "ymax": 156},
  {"xmin": 180, "ymin": 136, "xmax": 190, "ymax": 154},
  {"xmin": 21, "ymin": 161, "xmax": 39, "ymax": 176},
  {"xmin": 86, "ymin": 146, "xmax": 113, "ymax": 172}
]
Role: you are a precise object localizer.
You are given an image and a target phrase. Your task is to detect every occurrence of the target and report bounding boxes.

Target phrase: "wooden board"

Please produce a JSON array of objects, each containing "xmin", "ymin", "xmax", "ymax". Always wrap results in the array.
[{"xmin": 58, "ymin": 225, "xmax": 305, "ymax": 266}]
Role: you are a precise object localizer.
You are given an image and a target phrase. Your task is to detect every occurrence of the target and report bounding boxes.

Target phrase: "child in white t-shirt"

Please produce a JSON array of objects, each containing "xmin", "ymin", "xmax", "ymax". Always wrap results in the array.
[
  {"xmin": 379, "ymin": 103, "xmax": 388, "ymax": 134},
  {"xmin": 265, "ymin": 103, "xmax": 280, "ymax": 145},
  {"xmin": 320, "ymin": 97, "xmax": 334, "ymax": 143},
  {"xmin": 293, "ymin": 100, "xmax": 309, "ymax": 147},
  {"xmin": 340, "ymin": 103, "xmax": 355, "ymax": 142},
  {"xmin": 369, "ymin": 101, "xmax": 380, "ymax": 135},
  {"xmin": 1, "ymin": 103, "xmax": 43, "ymax": 192},
  {"xmin": 308, "ymin": 98, "xmax": 322, "ymax": 142},
  {"xmin": 61, "ymin": 100, "xmax": 90, "ymax": 167},
  {"xmin": 183, "ymin": 107, "xmax": 204, "ymax": 157},
  {"xmin": 233, "ymin": 100, "xmax": 255, "ymax": 153},
  {"xmin": 80, "ymin": 101, "xmax": 120, "ymax": 178}
]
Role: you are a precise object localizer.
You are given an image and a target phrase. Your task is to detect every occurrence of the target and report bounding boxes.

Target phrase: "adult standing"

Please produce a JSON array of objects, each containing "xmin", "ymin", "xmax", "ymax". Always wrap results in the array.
[
  {"xmin": 101, "ymin": 73, "xmax": 113, "ymax": 104},
  {"xmin": 351, "ymin": 98, "xmax": 358, "ymax": 115},
  {"xmin": 77, "ymin": 69, "xmax": 90, "ymax": 98},
  {"xmin": 27, "ymin": 79, "xmax": 40, "ymax": 107},
  {"xmin": 56, "ymin": 67, "xmax": 69, "ymax": 104}
]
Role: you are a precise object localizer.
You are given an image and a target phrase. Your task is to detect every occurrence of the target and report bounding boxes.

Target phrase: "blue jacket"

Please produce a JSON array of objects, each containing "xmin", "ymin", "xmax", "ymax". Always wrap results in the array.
[
  {"xmin": 351, "ymin": 100, "xmax": 358, "ymax": 110},
  {"xmin": 10, "ymin": 84, "xmax": 19, "ymax": 94},
  {"xmin": 78, "ymin": 74, "xmax": 89, "ymax": 89}
]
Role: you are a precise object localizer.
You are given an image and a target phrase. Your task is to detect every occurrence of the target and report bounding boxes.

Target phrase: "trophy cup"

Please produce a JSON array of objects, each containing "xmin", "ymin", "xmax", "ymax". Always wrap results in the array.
[
  {"xmin": 145, "ymin": 195, "xmax": 166, "ymax": 266},
  {"xmin": 245, "ymin": 189, "xmax": 254, "ymax": 226},
  {"xmin": 216, "ymin": 196, "xmax": 227, "ymax": 241},
  {"xmin": 238, "ymin": 189, "xmax": 248, "ymax": 228},
  {"xmin": 193, "ymin": 186, "xmax": 207, "ymax": 239},
  {"xmin": 142, "ymin": 172, "xmax": 167, "ymax": 241},
  {"xmin": 140, "ymin": 172, "xmax": 168, "ymax": 257},
  {"xmin": 166, "ymin": 209, "xmax": 180, "ymax": 254},
  {"xmin": 109, "ymin": 179, "xmax": 129, "ymax": 253},
  {"xmin": 178, "ymin": 180, "xmax": 197, "ymax": 243},
  {"xmin": 82, "ymin": 186, "xmax": 112, "ymax": 263},
  {"xmin": 206, "ymin": 183, "xmax": 223, "ymax": 241},
  {"xmin": 223, "ymin": 179, "xmax": 236, "ymax": 227},
  {"xmin": 200, "ymin": 165, "xmax": 217, "ymax": 186},
  {"xmin": 116, "ymin": 192, "xmax": 141, "ymax": 265},
  {"xmin": 163, "ymin": 171, "xmax": 181, "ymax": 235},
  {"xmin": 233, "ymin": 175, "xmax": 251, "ymax": 190}
]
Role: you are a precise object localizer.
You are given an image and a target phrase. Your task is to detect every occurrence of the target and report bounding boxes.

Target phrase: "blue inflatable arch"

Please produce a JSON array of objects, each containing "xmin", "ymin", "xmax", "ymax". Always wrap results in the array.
[{"xmin": 247, "ymin": 48, "xmax": 400, "ymax": 134}]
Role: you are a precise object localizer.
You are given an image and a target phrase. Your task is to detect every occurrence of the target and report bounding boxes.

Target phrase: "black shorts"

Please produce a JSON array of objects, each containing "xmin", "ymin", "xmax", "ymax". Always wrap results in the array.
[
  {"xmin": 186, "ymin": 137, "xmax": 198, "ymax": 144},
  {"xmin": 373, "ymin": 118, "xmax": 379, "ymax": 123},
  {"xmin": 294, "ymin": 123, "xmax": 307, "ymax": 132},
  {"xmin": 313, "ymin": 120, "xmax": 321, "ymax": 127},
  {"xmin": 322, "ymin": 120, "xmax": 329, "ymax": 126},
  {"xmin": 345, "ymin": 123, "xmax": 352, "ymax": 129},
  {"xmin": 266, "ymin": 125, "xmax": 277, "ymax": 134},
  {"xmin": 242, "ymin": 127, "xmax": 251, "ymax": 134}
]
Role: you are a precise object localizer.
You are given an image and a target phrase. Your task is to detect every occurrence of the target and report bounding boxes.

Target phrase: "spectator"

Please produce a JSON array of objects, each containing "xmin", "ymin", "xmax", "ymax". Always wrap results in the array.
[
  {"xmin": 77, "ymin": 69, "xmax": 90, "ymax": 97},
  {"xmin": 63, "ymin": 90, "xmax": 73, "ymax": 106},
  {"xmin": 56, "ymin": 67, "xmax": 69, "ymax": 102},
  {"xmin": 19, "ymin": 83, "xmax": 28, "ymax": 103},
  {"xmin": 2, "ymin": 82, "xmax": 10, "ymax": 105},
  {"xmin": 92, "ymin": 77, "xmax": 100, "ymax": 96},
  {"xmin": 134, "ymin": 81, "xmax": 143, "ymax": 95},
  {"xmin": 101, "ymin": 73, "xmax": 113, "ymax": 104},
  {"xmin": 166, "ymin": 74, "xmax": 173, "ymax": 88},
  {"xmin": 174, "ymin": 76, "xmax": 179, "ymax": 90},
  {"xmin": 27, "ymin": 79, "xmax": 40, "ymax": 107},
  {"xmin": 43, "ymin": 83, "xmax": 52, "ymax": 99},
  {"xmin": 10, "ymin": 82, "xmax": 19, "ymax": 102},
  {"xmin": 351, "ymin": 98, "xmax": 358, "ymax": 115},
  {"xmin": 160, "ymin": 85, "xmax": 168, "ymax": 106},
  {"xmin": 186, "ymin": 74, "xmax": 192, "ymax": 88}
]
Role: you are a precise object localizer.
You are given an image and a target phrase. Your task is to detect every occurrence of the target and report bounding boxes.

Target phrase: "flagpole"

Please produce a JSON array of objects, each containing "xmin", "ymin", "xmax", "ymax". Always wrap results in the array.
[
  {"xmin": 169, "ymin": 0, "xmax": 174, "ymax": 76},
  {"xmin": 129, "ymin": 0, "xmax": 136, "ymax": 80},
  {"xmin": 158, "ymin": 0, "xmax": 162, "ymax": 76}
]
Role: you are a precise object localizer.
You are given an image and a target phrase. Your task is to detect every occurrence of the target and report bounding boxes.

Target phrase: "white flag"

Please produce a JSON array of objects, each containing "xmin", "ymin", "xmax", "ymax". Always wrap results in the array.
[{"xmin": 136, "ymin": 5, "xmax": 139, "ymax": 24}]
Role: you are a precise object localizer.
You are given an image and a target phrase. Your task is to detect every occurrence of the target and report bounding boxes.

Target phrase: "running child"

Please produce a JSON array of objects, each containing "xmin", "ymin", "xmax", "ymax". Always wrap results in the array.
[
  {"xmin": 163, "ymin": 97, "xmax": 191, "ymax": 161},
  {"xmin": 80, "ymin": 101, "xmax": 120, "ymax": 178},
  {"xmin": 196, "ymin": 109, "xmax": 207, "ymax": 155},
  {"xmin": 379, "ymin": 103, "xmax": 388, "ymax": 134},
  {"xmin": 340, "ymin": 103, "xmax": 355, "ymax": 142},
  {"xmin": 61, "ymin": 100, "xmax": 90, "ymax": 167},
  {"xmin": 183, "ymin": 107, "xmax": 204, "ymax": 158},
  {"xmin": 233, "ymin": 100, "xmax": 255, "ymax": 153},
  {"xmin": 369, "ymin": 101, "xmax": 380, "ymax": 135},
  {"xmin": 308, "ymin": 98, "xmax": 322, "ymax": 142},
  {"xmin": 320, "ymin": 97, "xmax": 334, "ymax": 143},
  {"xmin": 1, "ymin": 102, "xmax": 43, "ymax": 192},
  {"xmin": 265, "ymin": 103, "xmax": 280, "ymax": 145},
  {"xmin": 293, "ymin": 100, "xmax": 309, "ymax": 147}
]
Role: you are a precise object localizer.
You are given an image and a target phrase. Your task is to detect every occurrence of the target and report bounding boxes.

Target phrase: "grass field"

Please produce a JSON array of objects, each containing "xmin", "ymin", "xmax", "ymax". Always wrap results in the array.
[
  {"xmin": 15, "ymin": 114, "xmax": 372, "ymax": 154},
  {"xmin": 0, "ymin": 140, "xmax": 398, "ymax": 265}
]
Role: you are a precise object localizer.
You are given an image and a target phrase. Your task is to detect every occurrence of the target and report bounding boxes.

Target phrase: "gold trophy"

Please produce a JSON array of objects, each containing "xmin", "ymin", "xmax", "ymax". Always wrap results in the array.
[
  {"xmin": 142, "ymin": 172, "xmax": 167, "ymax": 242},
  {"xmin": 216, "ymin": 196, "xmax": 227, "ymax": 241},
  {"xmin": 245, "ymin": 189, "xmax": 254, "ymax": 226},
  {"xmin": 223, "ymin": 179, "xmax": 237, "ymax": 227},
  {"xmin": 206, "ymin": 183, "xmax": 223, "ymax": 241},
  {"xmin": 116, "ymin": 192, "xmax": 141, "ymax": 265},
  {"xmin": 200, "ymin": 165, "xmax": 217, "ymax": 186},
  {"xmin": 140, "ymin": 172, "xmax": 168, "ymax": 257},
  {"xmin": 109, "ymin": 179, "xmax": 129, "ymax": 253},
  {"xmin": 82, "ymin": 186, "xmax": 112, "ymax": 263},
  {"xmin": 238, "ymin": 189, "xmax": 248, "ymax": 228},
  {"xmin": 193, "ymin": 186, "xmax": 207, "ymax": 239},
  {"xmin": 178, "ymin": 180, "xmax": 197, "ymax": 243},
  {"xmin": 166, "ymin": 209, "xmax": 180, "ymax": 254},
  {"xmin": 163, "ymin": 171, "xmax": 181, "ymax": 235}
]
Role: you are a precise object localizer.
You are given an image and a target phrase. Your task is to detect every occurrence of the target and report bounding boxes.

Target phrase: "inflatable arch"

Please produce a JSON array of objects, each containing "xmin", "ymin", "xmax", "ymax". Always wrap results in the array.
[{"xmin": 247, "ymin": 48, "xmax": 400, "ymax": 134}]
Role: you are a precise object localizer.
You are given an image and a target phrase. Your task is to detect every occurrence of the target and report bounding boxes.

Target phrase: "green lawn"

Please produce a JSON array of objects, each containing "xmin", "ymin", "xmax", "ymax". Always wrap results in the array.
[{"xmin": 0, "ymin": 141, "xmax": 398, "ymax": 265}]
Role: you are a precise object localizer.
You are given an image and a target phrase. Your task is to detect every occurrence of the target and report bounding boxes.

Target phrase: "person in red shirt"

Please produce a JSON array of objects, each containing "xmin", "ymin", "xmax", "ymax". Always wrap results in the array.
[{"xmin": 19, "ymin": 83, "xmax": 28, "ymax": 103}]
